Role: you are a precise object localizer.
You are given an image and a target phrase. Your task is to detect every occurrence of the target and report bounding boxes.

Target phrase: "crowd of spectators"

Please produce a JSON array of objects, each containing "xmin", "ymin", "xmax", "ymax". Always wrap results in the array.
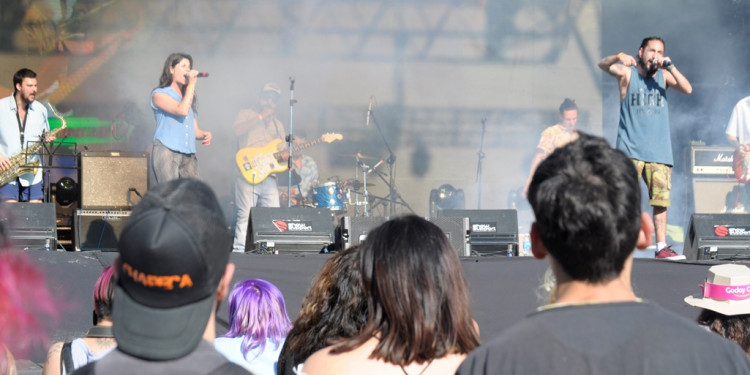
[{"xmin": 4, "ymin": 134, "xmax": 750, "ymax": 375}]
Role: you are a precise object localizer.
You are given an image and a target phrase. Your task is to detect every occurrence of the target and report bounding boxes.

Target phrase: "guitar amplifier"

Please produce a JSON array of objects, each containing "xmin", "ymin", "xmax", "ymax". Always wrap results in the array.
[
  {"xmin": 74, "ymin": 209, "xmax": 131, "ymax": 252},
  {"xmin": 691, "ymin": 146, "xmax": 734, "ymax": 176}
]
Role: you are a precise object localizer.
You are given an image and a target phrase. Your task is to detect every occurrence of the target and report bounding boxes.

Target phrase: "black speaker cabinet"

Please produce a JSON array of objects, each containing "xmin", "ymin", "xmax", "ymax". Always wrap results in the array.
[
  {"xmin": 74, "ymin": 209, "xmax": 131, "ymax": 252},
  {"xmin": 79, "ymin": 151, "xmax": 148, "ymax": 210},
  {"xmin": 683, "ymin": 213, "xmax": 750, "ymax": 260},
  {"xmin": 1, "ymin": 203, "xmax": 57, "ymax": 251},
  {"xmin": 692, "ymin": 177, "xmax": 745, "ymax": 214},
  {"xmin": 429, "ymin": 216, "xmax": 471, "ymax": 256},
  {"xmin": 338, "ymin": 216, "xmax": 387, "ymax": 251},
  {"xmin": 247, "ymin": 207, "xmax": 334, "ymax": 253},
  {"xmin": 438, "ymin": 209, "xmax": 519, "ymax": 256}
]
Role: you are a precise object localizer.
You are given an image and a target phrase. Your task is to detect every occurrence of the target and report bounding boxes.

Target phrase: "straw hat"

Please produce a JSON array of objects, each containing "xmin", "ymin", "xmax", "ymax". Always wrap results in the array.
[{"xmin": 684, "ymin": 263, "xmax": 750, "ymax": 316}]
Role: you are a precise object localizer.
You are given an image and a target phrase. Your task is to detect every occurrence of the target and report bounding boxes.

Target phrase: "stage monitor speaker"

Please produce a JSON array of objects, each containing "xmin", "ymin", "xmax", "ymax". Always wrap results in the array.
[
  {"xmin": 438, "ymin": 209, "xmax": 518, "ymax": 256},
  {"xmin": 79, "ymin": 151, "xmax": 148, "ymax": 210},
  {"xmin": 692, "ymin": 177, "xmax": 745, "ymax": 214},
  {"xmin": 429, "ymin": 216, "xmax": 471, "ymax": 257},
  {"xmin": 1, "ymin": 203, "xmax": 56, "ymax": 251},
  {"xmin": 74, "ymin": 209, "xmax": 131, "ymax": 252},
  {"xmin": 683, "ymin": 213, "xmax": 750, "ymax": 260},
  {"xmin": 338, "ymin": 216, "xmax": 387, "ymax": 251},
  {"xmin": 247, "ymin": 207, "xmax": 334, "ymax": 253}
]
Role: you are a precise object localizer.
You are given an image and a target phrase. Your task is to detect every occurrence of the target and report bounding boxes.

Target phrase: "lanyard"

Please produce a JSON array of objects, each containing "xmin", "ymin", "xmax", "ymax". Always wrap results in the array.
[{"xmin": 15, "ymin": 105, "xmax": 27, "ymax": 147}]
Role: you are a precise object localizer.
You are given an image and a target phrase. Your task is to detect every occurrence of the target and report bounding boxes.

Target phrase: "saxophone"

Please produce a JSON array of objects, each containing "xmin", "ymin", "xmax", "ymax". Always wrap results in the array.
[{"xmin": 0, "ymin": 102, "xmax": 67, "ymax": 185}]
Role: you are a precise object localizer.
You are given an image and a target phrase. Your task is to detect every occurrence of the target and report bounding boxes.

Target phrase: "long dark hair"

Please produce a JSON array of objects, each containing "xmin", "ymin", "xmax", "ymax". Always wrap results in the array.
[
  {"xmin": 156, "ymin": 52, "xmax": 197, "ymax": 112},
  {"xmin": 277, "ymin": 246, "xmax": 367, "ymax": 374},
  {"xmin": 333, "ymin": 215, "xmax": 480, "ymax": 365}
]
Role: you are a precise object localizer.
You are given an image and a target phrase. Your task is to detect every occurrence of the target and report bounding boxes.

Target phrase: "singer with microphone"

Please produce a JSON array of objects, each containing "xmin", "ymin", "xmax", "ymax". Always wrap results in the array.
[
  {"xmin": 150, "ymin": 52, "xmax": 213, "ymax": 184},
  {"xmin": 598, "ymin": 36, "xmax": 692, "ymax": 260}
]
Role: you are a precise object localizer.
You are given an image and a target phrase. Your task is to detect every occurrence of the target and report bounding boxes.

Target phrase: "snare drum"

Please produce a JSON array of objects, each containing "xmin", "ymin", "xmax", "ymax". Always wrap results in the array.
[{"xmin": 313, "ymin": 182, "xmax": 347, "ymax": 211}]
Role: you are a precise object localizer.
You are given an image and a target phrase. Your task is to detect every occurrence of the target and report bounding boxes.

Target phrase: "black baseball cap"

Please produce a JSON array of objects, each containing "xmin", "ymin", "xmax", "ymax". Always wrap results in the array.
[{"xmin": 113, "ymin": 178, "xmax": 232, "ymax": 360}]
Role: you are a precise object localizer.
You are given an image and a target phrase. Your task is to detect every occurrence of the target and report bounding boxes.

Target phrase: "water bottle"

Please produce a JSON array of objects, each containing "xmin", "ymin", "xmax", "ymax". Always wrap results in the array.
[
  {"xmin": 45, "ymin": 238, "xmax": 51, "ymax": 252},
  {"xmin": 522, "ymin": 234, "xmax": 531, "ymax": 256}
]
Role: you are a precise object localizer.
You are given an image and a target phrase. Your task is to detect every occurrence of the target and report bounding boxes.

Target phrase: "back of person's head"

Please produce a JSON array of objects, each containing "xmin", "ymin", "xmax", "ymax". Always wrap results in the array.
[
  {"xmin": 93, "ymin": 265, "xmax": 116, "ymax": 324},
  {"xmin": 278, "ymin": 246, "xmax": 367, "ymax": 373},
  {"xmin": 340, "ymin": 215, "xmax": 479, "ymax": 365},
  {"xmin": 697, "ymin": 309, "xmax": 750, "ymax": 356},
  {"xmin": 113, "ymin": 178, "xmax": 233, "ymax": 361},
  {"xmin": 527, "ymin": 132, "xmax": 641, "ymax": 283},
  {"xmin": 223, "ymin": 279, "xmax": 292, "ymax": 358}
]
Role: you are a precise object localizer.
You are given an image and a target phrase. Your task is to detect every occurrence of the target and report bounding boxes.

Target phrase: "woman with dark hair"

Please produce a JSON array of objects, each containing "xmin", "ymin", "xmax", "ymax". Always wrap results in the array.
[
  {"xmin": 276, "ymin": 246, "xmax": 367, "ymax": 375},
  {"xmin": 150, "ymin": 52, "xmax": 212, "ymax": 184},
  {"xmin": 301, "ymin": 215, "xmax": 480, "ymax": 375},
  {"xmin": 215, "ymin": 279, "xmax": 292, "ymax": 375},
  {"xmin": 42, "ymin": 265, "xmax": 117, "ymax": 375}
]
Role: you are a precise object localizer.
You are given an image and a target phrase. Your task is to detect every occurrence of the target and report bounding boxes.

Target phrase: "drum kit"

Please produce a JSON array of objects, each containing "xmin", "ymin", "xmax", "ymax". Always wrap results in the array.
[{"xmin": 310, "ymin": 153, "xmax": 378, "ymax": 216}]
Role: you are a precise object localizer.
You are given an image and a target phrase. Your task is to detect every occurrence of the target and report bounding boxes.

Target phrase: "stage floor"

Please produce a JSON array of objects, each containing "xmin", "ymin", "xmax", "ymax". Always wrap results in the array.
[{"xmin": 21, "ymin": 250, "xmax": 727, "ymax": 365}]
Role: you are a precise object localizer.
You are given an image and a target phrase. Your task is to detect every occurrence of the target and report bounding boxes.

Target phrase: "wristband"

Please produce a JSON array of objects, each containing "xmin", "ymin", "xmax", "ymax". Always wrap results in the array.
[
  {"xmin": 666, "ymin": 64, "xmax": 675, "ymax": 71},
  {"xmin": 186, "ymin": 84, "xmax": 195, "ymax": 91},
  {"xmin": 615, "ymin": 52, "xmax": 624, "ymax": 60}
]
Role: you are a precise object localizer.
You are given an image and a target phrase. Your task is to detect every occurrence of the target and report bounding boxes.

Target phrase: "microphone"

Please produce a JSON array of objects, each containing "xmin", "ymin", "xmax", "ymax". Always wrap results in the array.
[
  {"xmin": 366, "ymin": 97, "xmax": 373, "ymax": 127},
  {"xmin": 186, "ymin": 72, "xmax": 210, "ymax": 78},
  {"xmin": 368, "ymin": 159, "xmax": 384, "ymax": 174}
]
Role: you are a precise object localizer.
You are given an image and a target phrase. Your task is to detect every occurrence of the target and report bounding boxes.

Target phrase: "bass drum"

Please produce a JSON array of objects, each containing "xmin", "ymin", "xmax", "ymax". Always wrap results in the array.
[{"xmin": 313, "ymin": 182, "xmax": 347, "ymax": 211}]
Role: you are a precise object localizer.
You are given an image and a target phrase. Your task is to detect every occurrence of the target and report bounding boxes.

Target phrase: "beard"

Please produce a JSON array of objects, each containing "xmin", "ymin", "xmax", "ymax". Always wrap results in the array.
[{"xmin": 639, "ymin": 59, "xmax": 659, "ymax": 77}]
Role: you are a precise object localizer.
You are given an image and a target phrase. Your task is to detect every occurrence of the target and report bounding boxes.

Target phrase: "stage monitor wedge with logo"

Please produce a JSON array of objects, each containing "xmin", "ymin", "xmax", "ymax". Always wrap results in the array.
[
  {"xmin": 683, "ymin": 213, "xmax": 750, "ymax": 261},
  {"xmin": 247, "ymin": 207, "xmax": 335, "ymax": 253},
  {"xmin": 437, "ymin": 209, "xmax": 518, "ymax": 256}
]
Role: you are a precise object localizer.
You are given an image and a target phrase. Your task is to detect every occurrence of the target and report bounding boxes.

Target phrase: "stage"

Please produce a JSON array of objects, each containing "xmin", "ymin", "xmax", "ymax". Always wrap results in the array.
[{"xmin": 23, "ymin": 250, "xmax": 727, "ymax": 365}]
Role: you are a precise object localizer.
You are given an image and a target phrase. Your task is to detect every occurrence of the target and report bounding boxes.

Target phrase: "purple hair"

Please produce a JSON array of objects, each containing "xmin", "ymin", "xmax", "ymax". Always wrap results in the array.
[{"xmin": 222, "ymin": 279, "xmax": 292, "ymax": 359}]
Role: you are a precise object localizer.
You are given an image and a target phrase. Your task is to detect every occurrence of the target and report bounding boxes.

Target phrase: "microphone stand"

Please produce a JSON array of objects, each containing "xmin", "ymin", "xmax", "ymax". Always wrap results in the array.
[
  {"xmin": 367, "ymin": 107, "xmax": 415, "ymax": 217},
  {"xmin": 286, "ymin": 76, "xmax": 296, "ymax": 208},
  {"xmin": 475, "ymin": 118, "xmax": 487, "ymax": 209}
]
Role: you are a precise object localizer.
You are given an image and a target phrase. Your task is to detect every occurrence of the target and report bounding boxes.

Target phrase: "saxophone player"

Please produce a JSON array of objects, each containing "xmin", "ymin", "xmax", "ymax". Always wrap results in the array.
[{"xmin": 0, "ymin": 68, "xmax": 55, "ymax": 203}]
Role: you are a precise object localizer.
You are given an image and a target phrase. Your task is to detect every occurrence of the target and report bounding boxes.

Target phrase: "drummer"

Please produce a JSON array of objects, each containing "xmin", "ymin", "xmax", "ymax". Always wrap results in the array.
[{"xmin": 279, "ymin": 130, "xmax": 319, "ymax": 206}]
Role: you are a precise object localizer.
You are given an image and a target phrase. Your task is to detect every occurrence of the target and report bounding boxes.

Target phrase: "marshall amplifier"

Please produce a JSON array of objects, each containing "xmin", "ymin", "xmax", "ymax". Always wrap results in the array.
[
  {"xmin": 683, "ymin": 213, "xmax": 750, "ymax": 260},
  {"xmin": 691, "ymin": 146, "xmax": 734, "ymax": 176},
  {"xmin": 247, "ymin": 207, "xmax": 335, "ymax": 253},
  {"xmin": 438, "ymin": 209, "xmax": 518, "ymax": 256}
]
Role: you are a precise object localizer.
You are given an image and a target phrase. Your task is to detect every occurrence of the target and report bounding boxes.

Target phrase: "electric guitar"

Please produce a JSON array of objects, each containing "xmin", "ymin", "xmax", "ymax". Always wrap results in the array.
[
  {"xmin": 235, "ymin": 133, "xmax": 342, "ymax": 184},
  {"xmin": 734, "ymin": 149, "xmax": 750, "ymax": 183}
]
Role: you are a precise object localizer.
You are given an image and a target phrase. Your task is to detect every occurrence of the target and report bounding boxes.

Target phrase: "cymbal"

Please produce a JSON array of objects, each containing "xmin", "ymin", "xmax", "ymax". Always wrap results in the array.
[
  {"xmin": 344, "ymin": 179, "xmax": 375, "ymax": 189},
  {"xmin": 340, "ymin": 152, "xmax": 376, "ymax": 159}
]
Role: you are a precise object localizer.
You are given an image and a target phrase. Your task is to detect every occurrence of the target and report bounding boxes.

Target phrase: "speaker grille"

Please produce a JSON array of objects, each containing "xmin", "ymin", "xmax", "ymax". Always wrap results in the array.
[{"xmin": 79, "ymin": 152, "xmax": 148, "ymax": 210}]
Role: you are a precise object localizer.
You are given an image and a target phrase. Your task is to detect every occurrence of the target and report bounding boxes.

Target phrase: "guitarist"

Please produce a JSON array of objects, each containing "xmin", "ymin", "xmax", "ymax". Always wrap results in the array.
[
  {"xmin": 726, "ymin": 95, "xmax": 750, "ymax": 185},
  {"xmin": 232, "ymin": 82, "xmax": 289, "ymax": 252},
  {"xmin": 0, "ymin": 68, "xmax": 55, "ymax": 203}
]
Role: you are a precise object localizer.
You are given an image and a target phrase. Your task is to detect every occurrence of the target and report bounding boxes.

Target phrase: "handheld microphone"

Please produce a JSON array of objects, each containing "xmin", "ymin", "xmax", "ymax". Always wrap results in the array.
[
  {"xmin": 366, "ymin": 97, "xmax": 373, "ymax": 127},
  {"xmin": 186, "ymin": 72, "xmax": 210, "ymax": 78}
]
